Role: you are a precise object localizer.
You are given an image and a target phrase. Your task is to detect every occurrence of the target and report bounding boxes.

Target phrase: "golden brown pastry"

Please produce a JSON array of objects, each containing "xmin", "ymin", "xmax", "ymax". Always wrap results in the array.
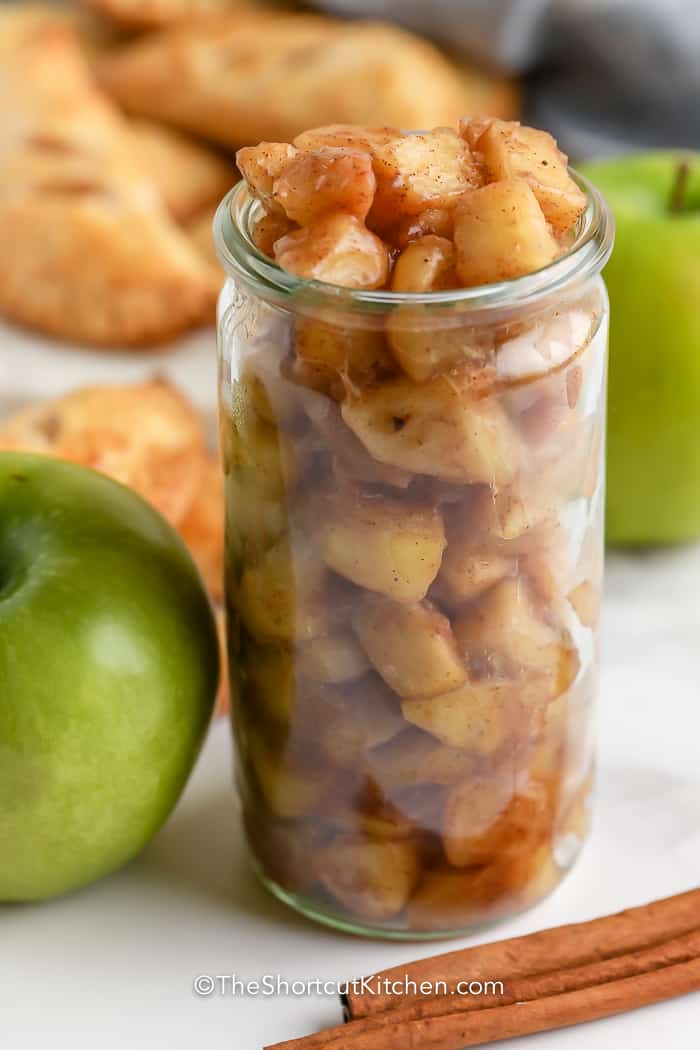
[
  {"xmin": 83, "ymin": 0, "xmax": 256, "ymax": 31},
  {"xmin": 0, "ymin": 11, "xmax": 220, "ymax": 346},
  {"xmin": 183, "ymin": 203, "xmax": 223, "ymax": 269},
  {"xmin": 0, "ymin": 379, "xmax": 209, "ymax": 528},
  {"xmin": 97, "ymin": 14, "xmax": 517, "ymax": 148},
  {"xmin": 128, "ymin": 118, "xmax": 234, "ymax": 222}
]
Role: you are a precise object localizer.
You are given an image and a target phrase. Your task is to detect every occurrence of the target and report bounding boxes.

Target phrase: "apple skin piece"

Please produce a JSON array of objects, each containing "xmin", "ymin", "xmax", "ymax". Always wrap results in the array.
[
  {"xmin": 582, "ymin": 152, "xmax": 700, "ymax": 544},
  {"xmin": 0, "ymin": 453, "xmax": 219, "ymax": 902}
]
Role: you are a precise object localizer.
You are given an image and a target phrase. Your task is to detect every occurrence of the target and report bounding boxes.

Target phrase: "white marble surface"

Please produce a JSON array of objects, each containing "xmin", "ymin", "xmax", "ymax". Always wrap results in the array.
[{"xmin": 1, "ymin": 328, "xmax": 699, "ymax": 1049}]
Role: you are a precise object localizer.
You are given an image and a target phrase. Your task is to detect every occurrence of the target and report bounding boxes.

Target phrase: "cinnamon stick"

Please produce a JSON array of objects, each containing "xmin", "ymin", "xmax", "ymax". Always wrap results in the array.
[
  {"xmin": 264, "ymin": 929, "xmax": 700, "ymax": 1050},
  {"xmin": 266, "ymin": 956, "xmax": 700, "ymax": 1050},
  {"xmin": 362, "ymin": 927, "xmax": 700, "ymax": 1025},
  {"xmin": 345, "ymin": 887, "xmax": 700, "ymax": 1018}
]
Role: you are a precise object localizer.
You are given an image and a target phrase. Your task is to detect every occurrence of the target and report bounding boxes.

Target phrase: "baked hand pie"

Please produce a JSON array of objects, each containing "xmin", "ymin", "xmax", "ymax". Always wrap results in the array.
[
  {"xmin": 0, "ymin": 11, "xmax": 222, "ymax": 347},
  {"xmin": 97, "ymin": 13, "xmax": 517, "ymax": 148},
  {"xmin": 0, "ymin": 379, "xmax": 210, "ymax": 527},
  {"xmin": 128, "ymin": 118, "xmax": 235, "ymax": 222}
]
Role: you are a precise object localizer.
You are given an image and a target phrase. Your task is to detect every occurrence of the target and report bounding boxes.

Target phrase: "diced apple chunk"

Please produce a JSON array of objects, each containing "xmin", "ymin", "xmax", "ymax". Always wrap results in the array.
[
  {"xmin": 250, "ymin": 210, "xmax": 295, "ymax": 257},
  {"xmin": 386, "ymin": 236, "xmax": 466, "ymax": 382},
  {"xmin": 393, "ymin": 207, "xmax": 454, "ymax": 247},
  {"xmin": 310, "ymin": 675, "xmax": 405, "ymax": 765},
  {"xmin": 315, "ymin": 837, "xmax": 421, "ymax": 921},
  {"xmin": 272, "ymin": 148, "xmax": 376, "ymax": 225},
  {"xmin": 236, "ymin": 142, "xmax": 298, "ymax": 214},
  {"xmin": 443, "ymin": 775, "xmax": 550, "ymax": 867},
  {"xmin": 454, "ymin": 577, "xmax": 579, "ymax": 695},
  {"xmin": 391, "ymin": 235, "xmax": 457, "ymax": 293},
  {"xmin": 248, "ymin": 734, "xmax": 323, "ymax": 818},
  {"xmin": 293, "ymin": 124, "xmax": 400, "ymax": 153},
  {"xmin": 238, "ymin": 537, "xmax": 330, "ymax": 642},
  {"xmin": 439, "ymin": 509, "xmax": 516, "ymax": 602},
  {"xmin": 370, "ymin": 127, "xmax": 481, "ymax": 227},
  {"xmin": 321, "ymin": 493, "xmax": 446, "ymax": 602},
  {"xmin": 274, "ymin": 214, "xmax": 389, "ymax": 289},
  {"xmin": 245, "ymin": 641, "xmax": 296, "ymax": 724},
  {"xmin": 295, "ymin": 317, "xmax": 391, "ymax": 394},
  {"xmin": 402, "ymin": 680, "xmax": 527, "ymax": 754},
  {"xmin": 368, "ymin": 727, "xmax": 476, "ymax": 788},
  {"xmin": 459, "ymin": 116, "xmax": 495, "ymax": 150},
  {"xmin": 304, "ymin": 399, "xmax": 412, "ymax": 488},
  {"xmin": 454, "ymin": 180, "xmax": 559, "ymax": 287},
  {"xmin": 341, "ymin": 373, "xmax": 518, "ymax": 485},
  {"xmin": 386, "ymin": 313, "xmax": 487, "ymax": 384},
  {"xmin": 567, "ymin": 580, "xmax": 601, "ymax": 628},
  {"xmin": 297, "ymin": 633, "xmax": 370, "ymax": 683},
  {"xmin": 476, "ymin": 120, "xmax": 587, "ymax": 233},
  {"xmin": 353, "ymin": 598, "xmax": 467, "ymax": 698}
]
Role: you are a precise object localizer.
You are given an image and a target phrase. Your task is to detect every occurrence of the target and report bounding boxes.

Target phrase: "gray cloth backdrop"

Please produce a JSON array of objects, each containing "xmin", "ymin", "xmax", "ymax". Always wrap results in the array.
[{"xmin": 315, "ymin": 0, "xmax": 700, "ymax": 158}]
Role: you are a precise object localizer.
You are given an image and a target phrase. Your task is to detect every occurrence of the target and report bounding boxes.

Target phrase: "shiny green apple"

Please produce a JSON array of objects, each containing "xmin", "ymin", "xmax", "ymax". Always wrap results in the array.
[
  {"xmin": 0, "ymin": 453, "xmax": 219, "ymax": 901},
  {"xmin": 582, "ymin": 153, "xmax": 700, "ymax": 544}
]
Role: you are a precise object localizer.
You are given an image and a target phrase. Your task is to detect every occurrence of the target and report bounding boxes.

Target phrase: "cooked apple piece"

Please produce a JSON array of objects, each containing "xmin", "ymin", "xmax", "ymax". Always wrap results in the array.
[
  {"xmin": 476, "ymin": 120, "xmax": 587, "ymax": 233},
  {"xmin": 315, "ymin": 836, "xmax": 421, "ymax": 921},
  {"xmin": 520, "ymin": 522, "xmax": 572, "ymax": 605},
  {"xmin": 370, "ymin": 127, "xmax": 481, "ymax": 228},
  {"xmin": 274, "ymin": 213, "xmax": 389, "ymax": 289},
  {"xmin": 321, "ymin": 493, "xmax": 446, "ymax": 602},
  {"xmin": 454, "ymin": 180, "xmax": 560, "ymax": 287},
  {"xmin": 244, "ymin": 641, "xmax": 296, "ymax": 725},
  {"xmin": 442, "ymin": 774, "xmax": 513, "ymax": 867},
  {"xmin": 567, "ymin": 580, "xmax": 601, "ymax": 629},
  {"xmin": 454, "ymin": 577, "xmax": 579, "ymax": 694},
  {"xmin": 386, "ymin": 308, "xmax": 488, "ymax": 384},
  {"xmin": 228, "ymin": 393, "xmax": 299, "ymax": 505},
  {"xmin": 303, "ymin": 398, "xmax": 412, "ymax": 488},
  {"xmin": 393, "ymin": 207, "xmax": 454, "ymax": 247},
  {"xmin": 272, "ymin": 148, "xmax": 376, "ymax": 225},
  {"xmin": 439, "ymin": 503, "xmax": 516, "ymax": 602},
  {"xmin": 369, "ymin": 726, "xmax": 476, "ymax": 788},
  {"xmin": 386, "ymin": 235, "xmax": 465, "ymax": 382},
  {"xmin": 310, "ymin": 675, "xmax": 405, "ymax": 766},
  {"xmin": 353, "ymin": 597, "xmax": 467, "ymax": 698},
  {"xmin": 402, "ymin": 680, "xmax": 530, "ymax": 754},
  {"xmin": 250, "ymin": 209, "xmax": 296, "ymax": 257},
  {"xmin": 236, "ymin": 141, "xmax": 298, "ymax": 214},
  {"xmin": 293, "ymin": 124, "xmax": 400, "ymax": 153},
  {"xmin": 225, "ymin": 474, "xmax": 287, "ymax": 562},
  {"xmin": 297, "ymin": 633, "xmax": 370, "ymax": 684},
  {"xmin": 443, "ymin": 775, "xmax": 550, "ymax": 867},
  {"xmin": 407, "ymin": 866, "xmax": 493, "ymax": 931},
  {"xmin": 295, "ymin": 318, "xmax": 392, "ymax": 395},
  {"xmin": 391, "ymin": 235, "xmax": 457, "ymax": 293},
  {"xmin": 342, "ymin": 373, "xmax": 518, "ymax": 485},
  {"xmin": 459, "ymin": 116, "xmax": 495, "ymax": 150},
  {"xmin": 245, "ymin": 814, "xmax": 325, "ymax": 894},
  {"xmin": 238, "ymin": 537, "xmax": 330, "ymax": 643},
  {"xmin": 248, "ymin": 734, "xmax": 323, "ymax": 818}
]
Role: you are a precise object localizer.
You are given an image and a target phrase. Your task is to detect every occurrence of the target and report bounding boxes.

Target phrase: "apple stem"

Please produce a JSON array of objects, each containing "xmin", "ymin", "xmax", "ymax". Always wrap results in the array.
[{"xmin": 669, "ymin": 160, "xmax": 692, "ymax": 214}]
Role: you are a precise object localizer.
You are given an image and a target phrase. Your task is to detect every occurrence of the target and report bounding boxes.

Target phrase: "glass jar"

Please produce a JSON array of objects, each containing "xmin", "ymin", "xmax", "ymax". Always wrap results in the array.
[{"xmin": 215, "ymin": 177, "xmax": 614, "ymax": 939}]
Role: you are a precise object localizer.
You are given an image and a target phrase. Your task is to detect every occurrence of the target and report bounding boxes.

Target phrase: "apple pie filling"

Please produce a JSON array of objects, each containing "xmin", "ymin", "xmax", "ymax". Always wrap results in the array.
[{"xmin": 217, "ymin": 118, "xmax": 613, "ymax": 936}]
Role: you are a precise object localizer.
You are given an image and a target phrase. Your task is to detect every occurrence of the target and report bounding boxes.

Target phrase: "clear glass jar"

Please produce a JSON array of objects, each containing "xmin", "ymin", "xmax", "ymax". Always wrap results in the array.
[{"xmin": 215, "ymin": 178, "xmax": 614, "ymax": 939}]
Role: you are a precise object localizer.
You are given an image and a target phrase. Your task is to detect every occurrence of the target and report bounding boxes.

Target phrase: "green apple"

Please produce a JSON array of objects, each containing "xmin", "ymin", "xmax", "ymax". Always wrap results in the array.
[
  {"xmin": 0, "ymin": 452, "xmax": 219, "ymax": 901},
  {"xmin": 582, "ymin": 153, "xmax": 700, "ymax": 545}
]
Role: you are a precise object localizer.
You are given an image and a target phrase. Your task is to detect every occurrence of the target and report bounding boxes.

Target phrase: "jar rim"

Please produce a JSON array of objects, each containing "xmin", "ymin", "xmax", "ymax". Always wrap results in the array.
[{"xmin": 213, "ymin": 171, "xmax": 614, "ymax": 314}]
